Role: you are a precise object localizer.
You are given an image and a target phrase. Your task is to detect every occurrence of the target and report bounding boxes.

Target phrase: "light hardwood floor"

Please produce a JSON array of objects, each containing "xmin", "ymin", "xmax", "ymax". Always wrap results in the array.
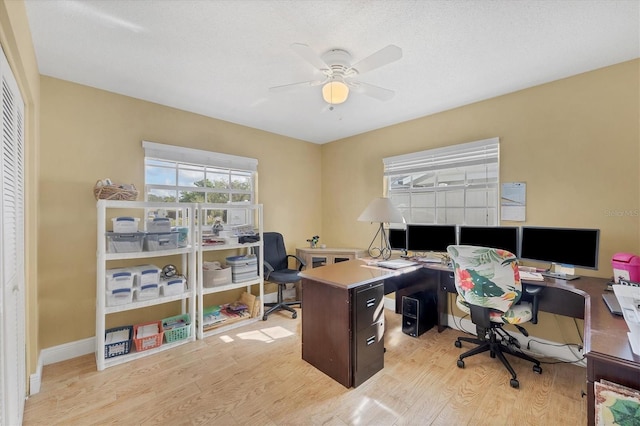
[{"xmin": 24, "ymin": 309, "xmax": 587, "ymax": 425}]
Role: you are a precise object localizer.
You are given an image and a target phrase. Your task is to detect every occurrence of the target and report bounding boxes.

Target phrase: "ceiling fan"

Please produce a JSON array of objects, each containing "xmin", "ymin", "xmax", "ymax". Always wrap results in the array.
[{"xmin": 269, "ymin": 43, "xmax": 402, "ymax": 105}]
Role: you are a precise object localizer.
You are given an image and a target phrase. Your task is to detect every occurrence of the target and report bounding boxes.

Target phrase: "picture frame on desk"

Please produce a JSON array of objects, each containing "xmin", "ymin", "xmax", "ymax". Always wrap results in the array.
[{"xmin": 594, "ymin": 379, "xmax": 640, "ymax": 425}]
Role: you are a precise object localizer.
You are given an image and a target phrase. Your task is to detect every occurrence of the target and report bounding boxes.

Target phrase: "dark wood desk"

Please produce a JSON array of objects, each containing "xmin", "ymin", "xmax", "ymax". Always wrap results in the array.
[
  {"xmin": 300, "ymin": 261, "xmax": 390, "ymax": 388},
  {"xmin": 432, "ymin": 264, "xmax": 640, "ymax": 426},
  {"xmin": 300, "ymin": 259, "xmax": 639, "ymax": 424}
]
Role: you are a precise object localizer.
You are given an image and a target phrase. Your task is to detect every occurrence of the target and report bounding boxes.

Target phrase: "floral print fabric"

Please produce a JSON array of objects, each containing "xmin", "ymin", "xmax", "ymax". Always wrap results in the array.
[{"xmin": 447, "ymin": 245, "xmax": 533, "ymax": 325}]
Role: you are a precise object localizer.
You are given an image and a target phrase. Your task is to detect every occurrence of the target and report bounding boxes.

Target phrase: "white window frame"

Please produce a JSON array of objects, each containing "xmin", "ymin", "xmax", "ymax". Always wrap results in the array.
[
  {"xmin": 384, "ymin": 137, "xmax": 500, "ymax": 226},
  {"xmin": 142, "ymin": 141, "xmax": 257, "ymax": 225}
]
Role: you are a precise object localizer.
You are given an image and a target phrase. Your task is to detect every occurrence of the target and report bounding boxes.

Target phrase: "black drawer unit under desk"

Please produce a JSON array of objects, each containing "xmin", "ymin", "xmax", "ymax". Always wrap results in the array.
[
  {"xmin": 352, "ymin": 281, "xmax": 385, "ymax": 387},
  {"xmin": 302, "ymin": 277, "xmax": 385, "ymax": 388}
]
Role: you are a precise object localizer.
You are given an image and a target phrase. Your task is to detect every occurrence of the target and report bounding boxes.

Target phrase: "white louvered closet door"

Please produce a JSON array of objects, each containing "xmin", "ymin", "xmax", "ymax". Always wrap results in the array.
[{"xmin": 0, "ymin": 45, "xmax": 26, "ymax": 426}]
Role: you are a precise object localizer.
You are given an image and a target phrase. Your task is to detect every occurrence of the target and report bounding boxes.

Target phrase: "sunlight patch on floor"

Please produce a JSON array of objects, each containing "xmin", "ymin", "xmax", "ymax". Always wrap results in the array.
[
  {"xmin": 351, "ymin": 396, "xmax": 399, "ymax": 424},
  {"xmin": 219, "ymin": 326, "xmax": 295, "ymax": 344}
]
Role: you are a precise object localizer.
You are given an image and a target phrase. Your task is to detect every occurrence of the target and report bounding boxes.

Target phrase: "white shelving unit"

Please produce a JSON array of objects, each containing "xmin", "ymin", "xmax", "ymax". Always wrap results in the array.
[
  {"xmin": 196, "ymin": 203, "xmax": 263, "ymax": 339},
  {"xmin": 96, "ymin": 200, "xmax": 197, "ymax": 371}
]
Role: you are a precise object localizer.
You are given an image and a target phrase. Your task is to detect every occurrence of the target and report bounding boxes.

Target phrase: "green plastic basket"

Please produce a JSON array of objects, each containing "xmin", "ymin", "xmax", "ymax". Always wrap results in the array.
[{"xmin": 162, "ymin": 313, "xmax": 191, "ymax": 343}]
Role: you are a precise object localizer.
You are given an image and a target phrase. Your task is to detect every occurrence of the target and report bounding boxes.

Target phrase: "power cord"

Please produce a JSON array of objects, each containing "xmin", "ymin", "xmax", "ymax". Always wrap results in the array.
[
  {"xmin": 525, "ymin": 338, "xmax": 585, "ymax": 364},
  {"xmin": 449, "ymin": 292, "xmax": 473, "ymax": 335}
]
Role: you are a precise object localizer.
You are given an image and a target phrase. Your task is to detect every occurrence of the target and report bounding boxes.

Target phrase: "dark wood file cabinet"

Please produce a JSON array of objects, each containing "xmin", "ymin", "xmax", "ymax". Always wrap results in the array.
[{"xmin": 301, "ymin": 277, "xmax": 384, "ymax": 388}]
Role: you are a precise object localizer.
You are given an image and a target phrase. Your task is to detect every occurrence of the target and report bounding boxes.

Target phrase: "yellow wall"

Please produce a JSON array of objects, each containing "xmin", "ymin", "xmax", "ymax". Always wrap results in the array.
[
  {"xmin": 321, "ymin": 60, "xmax": 639, "ymax": 344},
  {"xmin": 0, "ymin": 0, "xmax": 41, "ymax": 382},
  {"xmin": 322, "ymin": 60, "xmax": 640, "ymax": 276},
  {"xmin": 4, "ymin": 0, "xmax": 640, "ymax": 370},
  {"xmin": 38, "ymin": 77, "xmax": 321, "ymax": 348}
]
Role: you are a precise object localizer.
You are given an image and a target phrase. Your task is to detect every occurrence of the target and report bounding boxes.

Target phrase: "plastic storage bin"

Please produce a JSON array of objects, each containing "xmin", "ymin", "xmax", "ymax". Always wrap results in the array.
[
  {"xmin": 106, "ymin": 232, "xmax": 144, "ymax": 253},
  {"xmin": 162, "ymin": 314, "xmax": 191, "ymax": 343},
  {"xmin": 105, "ymin": 268, "xmax": 134, "ymax": 291},
  {"xmin": 144, "ymin": 232, "xmax": 179, "ymax": 251},
  {"xmin": 104, "ymin": 325, "xmax": 133, "ymax": 358},
  {"xmin": 134, "ymin": 283, "xmax": 160, "ymax": 301},
  {"xmin": 175, "ymin": 227, "xmax": 189, "ymax": 247},
  {"xmin": 133, "ymin": 321, "xmax": 163, "ymax": 352},
  {"xmin": 106, "ymin": 288, "xmax": 133, "ymax": 306},
  {"xmin": 146, "ymin": 217, "xmax": 171, "ymax": 233},
  {"xmin": 161, "ymin": 277, "xmax": 185, "ymax": 296},
  {"xmin": 612, "ymin": 253, "xmax": 640, "ymax": 283},
  {"xmin": 203, "ymin": 261, "xmax": 232, "ymax": 288},
  {"xmin": 129, "ymin": 264, "xmax": 161, "ymax": 287},
  {"xmin": 226, "ymin": 255, "xmax": 258, "ymax": 283},
  {"xmin": 111, "ymin": 217, "xmax": 140, "ymax": 233}
]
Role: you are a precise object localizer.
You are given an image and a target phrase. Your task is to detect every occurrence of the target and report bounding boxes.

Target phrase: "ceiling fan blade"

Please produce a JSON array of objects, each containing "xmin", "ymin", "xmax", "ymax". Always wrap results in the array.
[
  {"xmin": 290, "ymin": 43, "xmax": 330, "ymax": 71},
  {"xmin": 269, "ymin": 79, "xmax": 325, "ymax": 92},
  {"xmin": 349, "ymin": 81, "xmax": 395, "ymax": 101},
  {"xmin": 349, "ymin": 45, "xmax": 402, "ymax": 75}
]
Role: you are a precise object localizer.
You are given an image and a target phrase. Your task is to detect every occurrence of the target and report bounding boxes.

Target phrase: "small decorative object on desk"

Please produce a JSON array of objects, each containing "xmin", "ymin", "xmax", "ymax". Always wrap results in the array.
[
  {"xmin": 94, "ymin": 178, "xmax": 138, "ymax": 201},
  {"xmin": 307, "ymin": 235, "xmax": 320, "ymax": 248},
  {"xmin": 212, "ymin": 216, "xmax": 224, "ymax": 236}
]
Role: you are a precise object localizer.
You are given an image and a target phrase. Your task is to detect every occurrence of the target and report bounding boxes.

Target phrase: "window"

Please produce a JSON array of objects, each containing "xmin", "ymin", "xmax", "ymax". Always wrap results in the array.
[
  {"xmin": 142, "ymin": 141, "xmax": 257, "ymax": 225},
  {"xmin": 384, "ymin": 138, "xmax": 499, "ymax": 226}
]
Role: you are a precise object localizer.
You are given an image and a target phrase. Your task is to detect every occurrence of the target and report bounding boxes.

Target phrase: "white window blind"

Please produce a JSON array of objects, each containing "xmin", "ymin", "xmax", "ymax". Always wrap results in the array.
[
  {"xmin": 142, "ymin": 141, "xmax": 257, "ymax": 225},
  {"xmin": 142, "ymin": 141, "xmax": 257, "ymax": 172},
  {"xmin": 384, "ymin": 138, "xmax": 500, "ymax": 226}
]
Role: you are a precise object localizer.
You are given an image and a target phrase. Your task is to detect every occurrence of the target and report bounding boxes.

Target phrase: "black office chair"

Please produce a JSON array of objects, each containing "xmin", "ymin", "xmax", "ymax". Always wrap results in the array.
[
  {"xmin": 447, "ymin": 245, "xmax": 542, "ymax": 388},
  {"xmin": 262, "ymin": 232, "xmax": 306, "ymax": 320}
]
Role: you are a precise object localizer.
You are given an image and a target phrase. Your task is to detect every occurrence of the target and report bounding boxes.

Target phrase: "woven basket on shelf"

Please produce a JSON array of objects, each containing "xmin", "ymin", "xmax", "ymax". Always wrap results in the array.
[{"xmin": 93, "ymin": 181, "xmax": 138, "ymax": 201}]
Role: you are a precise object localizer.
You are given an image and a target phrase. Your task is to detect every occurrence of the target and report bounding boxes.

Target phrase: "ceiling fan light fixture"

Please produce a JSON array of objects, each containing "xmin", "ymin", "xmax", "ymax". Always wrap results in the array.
[{"xmin": 322, "ymin": 80, "xmax": 349, "ymax": 105}]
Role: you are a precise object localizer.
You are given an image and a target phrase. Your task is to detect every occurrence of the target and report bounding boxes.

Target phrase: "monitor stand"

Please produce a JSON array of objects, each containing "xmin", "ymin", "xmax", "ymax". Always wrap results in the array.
[{"xmin": 542, "ymin": 271, "xmax": 580, "ymax": 281}]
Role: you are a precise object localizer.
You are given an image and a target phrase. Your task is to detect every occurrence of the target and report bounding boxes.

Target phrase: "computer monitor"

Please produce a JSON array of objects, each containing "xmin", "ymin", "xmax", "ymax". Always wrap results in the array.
[
  {"xmin": 520, "ymin": 226, "xmax": 600, "ymax": 277},
  {"xmin": 459, "ymin": 226, "xmax": 520, "ymax": 256},
  {"xmin": 388, "ymin": 228, "xmax": 407, "ymax": 252},
  {"xmin": 406, "ymin": 224, "xmax": 457, "ymax": 253}
]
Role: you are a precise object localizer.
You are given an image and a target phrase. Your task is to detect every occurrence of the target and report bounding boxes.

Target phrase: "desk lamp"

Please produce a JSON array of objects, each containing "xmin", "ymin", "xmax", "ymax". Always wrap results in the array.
[{"xmin": 358, "ymin": 197, "xmax": 404, "ymax": 260}]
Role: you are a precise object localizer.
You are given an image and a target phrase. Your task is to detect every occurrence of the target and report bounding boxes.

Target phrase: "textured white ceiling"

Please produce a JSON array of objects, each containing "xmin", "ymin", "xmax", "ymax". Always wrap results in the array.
[{"xmin": 24, "ymin": 0, "xmax": 640, "ymax": 144}]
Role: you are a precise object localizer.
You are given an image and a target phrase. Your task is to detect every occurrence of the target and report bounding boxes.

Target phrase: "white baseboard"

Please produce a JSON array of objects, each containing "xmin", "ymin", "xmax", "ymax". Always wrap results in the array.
[
  {"xmin": 263, "ymin": 286, "xmax": 297, "ymax": 304},
  {"xmin": 28, "ymin": 357, "xmax": 43, "ymax": 396},
  {"xmin": 29, "ymin": 337, "xmax": 95, "ymax": 396},
  {"xmin": 384, "ymin": 296, "xmax": 395, "ymax": 311}
]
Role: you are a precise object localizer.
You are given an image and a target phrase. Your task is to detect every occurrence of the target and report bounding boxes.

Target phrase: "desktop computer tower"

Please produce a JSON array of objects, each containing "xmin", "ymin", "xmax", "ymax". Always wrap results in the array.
[{"xmin": 402, "ymin": 291, "xmax": 437, "ymax": 337}]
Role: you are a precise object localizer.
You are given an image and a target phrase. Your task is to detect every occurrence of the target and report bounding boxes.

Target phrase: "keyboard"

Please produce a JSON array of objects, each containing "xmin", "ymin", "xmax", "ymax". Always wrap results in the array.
[
  {"xmin": 602, "ymin": 293, "xmax": 623, "ymax": 316},
  {"xmin": 414, "ymin": 257, "xmax": 441, "ymax": 263},
  {"xmin": 541, "ymin": 271, "xmax": 579, "ymax": 281},
  {"xmin": 377, "ymin": 259, "xmax": 419, "ymax": 270},
  {"xmin": 519, "ymin": 270, "xmax": 544, "ymax": 281}
]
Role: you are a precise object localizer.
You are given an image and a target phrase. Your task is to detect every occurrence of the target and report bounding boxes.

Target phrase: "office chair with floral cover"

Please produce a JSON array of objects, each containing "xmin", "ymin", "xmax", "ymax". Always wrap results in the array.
[{"xmin": 447, "ymin": 245, "xmax": 542, "ymax": 388}]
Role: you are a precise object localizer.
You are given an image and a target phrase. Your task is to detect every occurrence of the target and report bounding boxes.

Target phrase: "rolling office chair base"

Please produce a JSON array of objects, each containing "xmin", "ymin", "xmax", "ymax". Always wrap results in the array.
[
  {"xmin": 455, "ymin": 327, "xmax": 542, "ymax": 389},
  {"xmin": 262, "ymin": 283, "xmax": 301, "ymax": 320}
]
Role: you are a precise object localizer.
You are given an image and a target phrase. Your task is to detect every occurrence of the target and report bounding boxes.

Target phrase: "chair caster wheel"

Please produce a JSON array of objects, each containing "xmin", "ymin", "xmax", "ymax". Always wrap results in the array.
[
  {"xmin": 292, "ymin": 312, "xmax": 297, "ymax": 319},
  {"xmin": 457, "ymin": 359, "xmax": 465, "ymax": 369},
  {"xmin": 455, "ymin": 340, "xmax": 462, "ymax": 348},
  {"xmin": 490, "ymin": 351, "xmax": 496, "ymax": 358},
  {"xmin": 533, "ymin": 365, "xmax": 542, "ymax": 374},
  {"xmin": 262, "ymin": 315, "xmax": 268, "ymax": 321},
  {"xmin": 510, "ymin": 379, "xmax": 519, "ymax": 388}
]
